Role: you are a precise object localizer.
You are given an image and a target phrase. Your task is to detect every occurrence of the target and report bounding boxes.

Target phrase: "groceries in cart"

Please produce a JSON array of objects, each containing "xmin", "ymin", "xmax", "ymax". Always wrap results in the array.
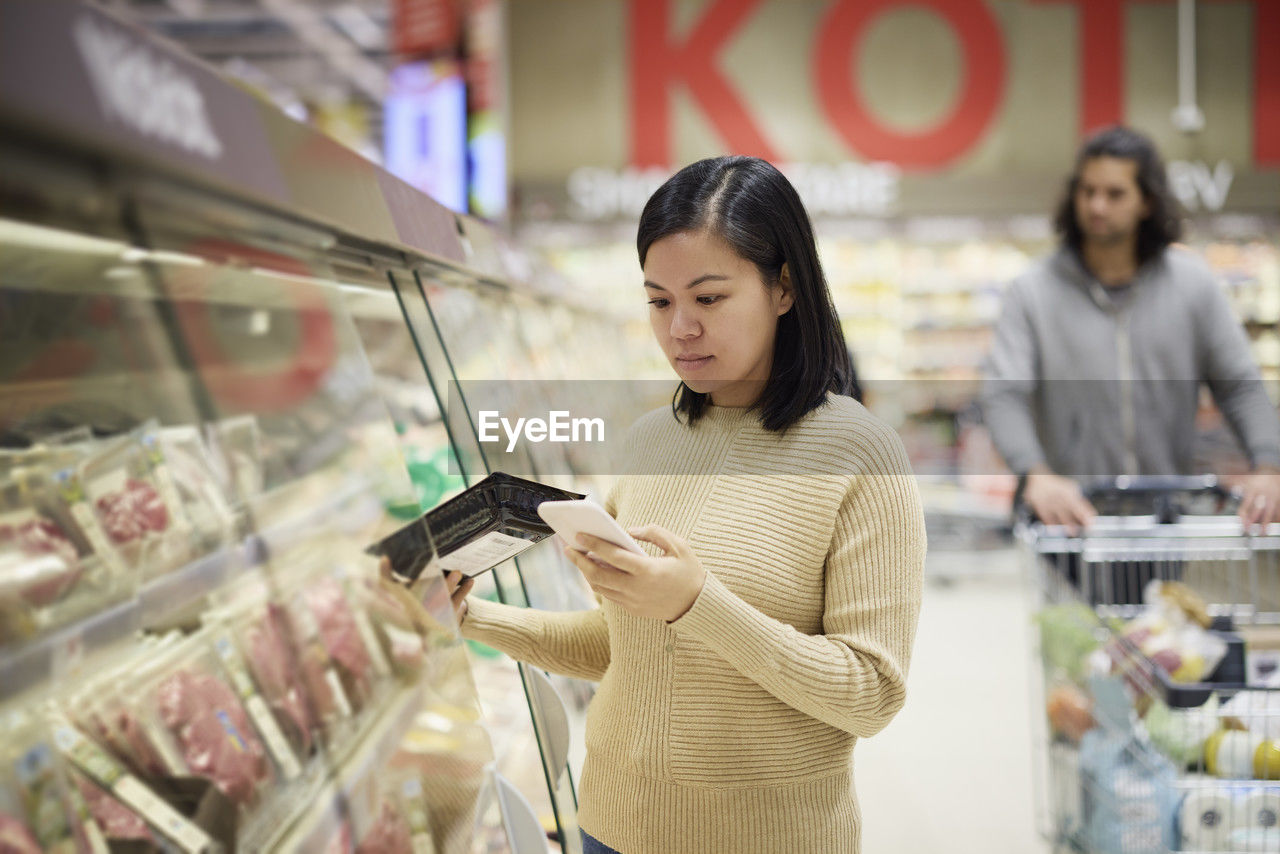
[
  {"xmin": 1027, "ymin": 492, "xmax": 1280, "ymax": 853},
  {"xmin": 1104, "ymin": 581, "xmax": 1230, "ymax": 687},
  {"xmin": 1038, "ymin": 582, "xmax": 1232, "ymax": 740}
]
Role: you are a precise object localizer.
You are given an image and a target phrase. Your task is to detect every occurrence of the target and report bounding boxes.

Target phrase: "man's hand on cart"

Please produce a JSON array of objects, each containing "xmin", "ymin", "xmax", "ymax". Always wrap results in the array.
[
  {"xmin": 1024, "ymin": 466, "xmax": 1097, "ymax": 533},
  {"xmin": 1236, "ymin": 465, "xmax": 1280, "ymax": 529}
]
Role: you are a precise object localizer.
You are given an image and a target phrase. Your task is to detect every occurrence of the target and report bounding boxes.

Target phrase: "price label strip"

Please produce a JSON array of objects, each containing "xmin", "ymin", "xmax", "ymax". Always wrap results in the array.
[
  {"xmin": 212, "ymin": 634, "xmax": 303, "ymax": 780},
  {"xmin": 52, "ymin": 719, "xmax": 218, "ymax": 854}
]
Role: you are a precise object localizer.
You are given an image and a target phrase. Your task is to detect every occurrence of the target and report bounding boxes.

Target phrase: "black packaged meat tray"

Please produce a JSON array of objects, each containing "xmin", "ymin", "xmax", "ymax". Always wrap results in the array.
[{"xmin": 366, "ymin": 472, "xmax": 584, "ymax": 583}]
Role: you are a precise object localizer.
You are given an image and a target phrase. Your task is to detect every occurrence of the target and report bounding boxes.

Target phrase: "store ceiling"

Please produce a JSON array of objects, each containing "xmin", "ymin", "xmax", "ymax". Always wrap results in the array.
[{"xmin": 98, "ymin": 0, "xmax": 393, "ymax": 125}]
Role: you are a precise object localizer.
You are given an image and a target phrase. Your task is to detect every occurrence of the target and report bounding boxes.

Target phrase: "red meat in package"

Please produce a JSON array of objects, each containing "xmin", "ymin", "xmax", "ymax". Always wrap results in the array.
[
  {"xmin": 355, "ymin": 801, "xmax": 413, "ymax": 854},
  {"xmin": 0, "ymin": 812, "xmax": 41, "ymax": 854},
  {"xmin": 66, "ymin": 430, "xmax": 190, "ymax": 580},
  {"xmin": 361, "ymin": 581, "xmax": 428, "ymax": 674},
  {"xmin": 306, "ymin": 577, "xmax": 373, "ymax": 702},
  {"xmin": 95, "ymin": 478, "xmax": 168, "ymax": 545},
  {"xmin": 111, "ymin": 704, "xmax": 174, "ymax": 782},
  {"xmin": 73, "ymin": 665, "xmax": 179, "ymax": 784},
  {"xmin": 155, "ymin": 668, "xmax": 271, "ymax": 807},
  {"xmin": 244, "ymin": 605, "xmax": 318, "ymax": 754},
  {"xmin": 71, "ymin": 772, "xmax": 155, "ymax": 845},
  {"xmin": 0, "ymin": 515, "xmax": 82, "ymax": 607}
]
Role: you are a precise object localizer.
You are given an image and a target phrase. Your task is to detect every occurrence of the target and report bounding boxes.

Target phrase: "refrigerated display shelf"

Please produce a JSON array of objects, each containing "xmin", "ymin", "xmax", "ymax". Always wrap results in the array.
[
  {"xmin": 0, "ymin": 475, "xmax": 379, "ymax": 702},
  {"xmin": 269, "ymin": 683, "xmax": 429, "ymax": 851}
]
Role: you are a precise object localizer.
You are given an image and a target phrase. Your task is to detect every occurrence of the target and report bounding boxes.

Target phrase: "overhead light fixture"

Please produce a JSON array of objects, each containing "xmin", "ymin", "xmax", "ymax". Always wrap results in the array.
[{"xmin": 1172, "ymin": 0, "xmax": 1205, "ymax": 133}]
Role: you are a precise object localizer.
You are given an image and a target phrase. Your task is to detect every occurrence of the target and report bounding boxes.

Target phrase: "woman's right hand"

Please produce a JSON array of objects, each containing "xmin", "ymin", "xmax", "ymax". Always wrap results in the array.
[{"xmin": 445, "ymin": 570, "xmax": 475, "ymax": 625}]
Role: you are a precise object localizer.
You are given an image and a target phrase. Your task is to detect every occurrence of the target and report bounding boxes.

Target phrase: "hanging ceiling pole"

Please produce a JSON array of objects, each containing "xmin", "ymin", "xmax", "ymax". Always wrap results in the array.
[{"xmin": 1172, "ymin": 0, "xmax": 1205, "ymax": 133}]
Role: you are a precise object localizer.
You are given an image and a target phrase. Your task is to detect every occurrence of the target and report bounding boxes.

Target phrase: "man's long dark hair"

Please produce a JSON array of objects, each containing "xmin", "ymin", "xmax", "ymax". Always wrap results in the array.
[
  {"xmin": 637, "ymin": 156, "xmax": 859, "ymax": 433},
  {"xmin": 1054, "ymin": 125, "xmax": 1183, "ymax": 267}
]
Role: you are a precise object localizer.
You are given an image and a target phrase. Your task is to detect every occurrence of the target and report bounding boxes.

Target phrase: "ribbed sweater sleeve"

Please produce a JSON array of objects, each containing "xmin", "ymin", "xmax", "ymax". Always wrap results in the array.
[
  {"xmin": 459, "ymin": 598, "xmax": 610, "ymax": 681},
  {"xmin": 668, "ymin": 450, "xmax": 925, "ymax": 738}
]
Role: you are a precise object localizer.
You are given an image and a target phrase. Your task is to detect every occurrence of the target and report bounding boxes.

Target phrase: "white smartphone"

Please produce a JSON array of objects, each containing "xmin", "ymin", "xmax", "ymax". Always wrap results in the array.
[{"xmin": 537, "ymin": 499, "xmax": 646, "ymax": 556}]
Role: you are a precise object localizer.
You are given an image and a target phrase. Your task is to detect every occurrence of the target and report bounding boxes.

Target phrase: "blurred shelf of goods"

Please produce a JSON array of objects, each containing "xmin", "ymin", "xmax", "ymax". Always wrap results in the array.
[
  {"xmin": 517, "ymin": 216, "xmax": 1280, "ymax": 552},
  {"xmin": 0, "ymin": 3, "xmax": 643, "ymax": 852}
]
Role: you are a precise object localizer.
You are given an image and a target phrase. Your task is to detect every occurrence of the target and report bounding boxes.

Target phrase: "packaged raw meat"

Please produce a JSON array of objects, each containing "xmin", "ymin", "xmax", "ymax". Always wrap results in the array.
[
  {"xmin": 0, "ymin": 701, "xmax": 78, "ymax": 854},
  {"xmin": 355, "ymin": 800, "xmax": 413, "ymax": 854},
  {"xmin": 237, "ymin": 604, "xmax": 320, "ymax": 757},
  {"xmin": 207, "ymin": 629, "xmax": 304, "ymax": 782},
  {"xmin": 323, "ymin": 820, "xmax": 354, "ymax": 854},
  {"xmin": 356, "ymin": 771, "xmax": 437, "ymax": 854},
  {"xmin": 146, "ymin": 641, "xmax": 276, "ymax": 809},
  {"xmin": 42, "ymin": 441, "xmax": 140, "ymax": 582},
  {"xmin": 266, "ymin": 571, "xmax": 378, "ymax": 754},
  {"xmin": 0, "ymin": 514, "xmax": 81, "ymax": 607},
  {"xmin": 0, "ymin": 810, "xmax": 41, "ymax": 854},
  {"xmin": 279, "ymin": 595, "xmax": 358, "ymax": 739},
  {"xmin": 0, "ymin": 473, "xmax": 99, "ymax": 644},
  {"xmin": 49, "ymin": 714, "xmax": 218, "ymax": 854},
  {"xmin": 356, "ymin": 576, "xmax": 430, "ymax": 678},
  {"xmin": 69, "ymin": 768, "xmax": 156, "ymax": 847},
  {"xmin": 303, "ymin": 575, "xmax": 388, "ymax": 709},
  {"xmin": 65, "ymin": 635, "xmax": 187, "ymax": 783},
  {"xmin": 155, "ymin": 426, "xmax": 236, "ymax": 551},
  {"xmin": 42, "ymin": 429, "xmax": 205, "ymax": 584},
  {"xmin": 207, "ymin": 574, "xmax": 333, "ymax": 757},
  {"xmin": 204, "ymin": 416, "xmax": 264, "ymax": 509}
]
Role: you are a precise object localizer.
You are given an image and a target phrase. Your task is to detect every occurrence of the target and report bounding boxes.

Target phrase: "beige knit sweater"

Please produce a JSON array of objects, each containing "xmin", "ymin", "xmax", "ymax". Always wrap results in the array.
[{"xmin": 460, "ymin": 395, "xmax": 925, "ymax": 854}]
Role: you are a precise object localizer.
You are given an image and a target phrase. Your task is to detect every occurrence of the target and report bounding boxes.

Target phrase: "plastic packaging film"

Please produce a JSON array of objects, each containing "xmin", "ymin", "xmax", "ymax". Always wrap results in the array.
[
  {"xmin": 1178, "ymin": 787, "xmax": 1233, "ymax": 851},
  {"xmin": 1178, "ymin": 783, "xmax": 1280, "ymax": 852}
]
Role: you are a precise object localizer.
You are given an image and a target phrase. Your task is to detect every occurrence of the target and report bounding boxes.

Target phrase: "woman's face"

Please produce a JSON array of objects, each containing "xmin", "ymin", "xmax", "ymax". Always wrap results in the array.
[{"xmin": 643, "ymin": 229, "xmax": 793, "ymax": 407}]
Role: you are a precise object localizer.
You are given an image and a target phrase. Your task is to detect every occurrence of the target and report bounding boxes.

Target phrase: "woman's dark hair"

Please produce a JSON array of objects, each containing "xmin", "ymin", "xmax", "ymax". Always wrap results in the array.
[
  {"xmin": 1053, "ymin": 125, "xmax": 1183, "ymax": 267},
  {"xmin": 637, "ymin": 156, "xmax": 859, "ymax": 432}
]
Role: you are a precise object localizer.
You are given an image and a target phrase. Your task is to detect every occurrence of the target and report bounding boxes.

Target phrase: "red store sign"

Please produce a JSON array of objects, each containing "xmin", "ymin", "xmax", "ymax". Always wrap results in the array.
[{"xmin": 628, "ymin": 0, "xmax": 1279, "ymax": 170}]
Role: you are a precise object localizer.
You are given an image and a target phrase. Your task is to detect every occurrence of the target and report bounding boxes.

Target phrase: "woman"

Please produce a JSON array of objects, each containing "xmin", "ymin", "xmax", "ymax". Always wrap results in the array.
[{"xmin": 449, "ymin": 156, "xmax": 924, "ymax": 853}]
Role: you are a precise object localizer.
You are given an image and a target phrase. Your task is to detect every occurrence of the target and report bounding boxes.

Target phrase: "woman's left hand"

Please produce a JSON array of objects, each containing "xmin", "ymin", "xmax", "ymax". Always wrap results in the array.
[{"xmin": 564, "ymin": 525, "xmax": 705, "ymax": 622}]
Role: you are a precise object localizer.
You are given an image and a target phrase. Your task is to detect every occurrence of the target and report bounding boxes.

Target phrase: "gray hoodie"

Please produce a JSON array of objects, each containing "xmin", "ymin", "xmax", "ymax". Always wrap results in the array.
[{"xmin": 980, "ymin": 246, "xmax": 1280, "ymax": 479}]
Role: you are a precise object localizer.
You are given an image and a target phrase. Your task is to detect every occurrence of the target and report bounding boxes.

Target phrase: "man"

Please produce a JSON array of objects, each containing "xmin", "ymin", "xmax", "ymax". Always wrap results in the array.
[{"xmin": 982, "ymin": 125, "xmax": 1280, "ymax": 531}]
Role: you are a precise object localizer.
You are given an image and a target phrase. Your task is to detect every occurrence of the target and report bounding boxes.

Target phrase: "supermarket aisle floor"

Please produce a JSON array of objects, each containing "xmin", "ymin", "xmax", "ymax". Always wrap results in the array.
[{"xmin": 855, "ymin": 548, "xmax": 1052, "ymax": 854}]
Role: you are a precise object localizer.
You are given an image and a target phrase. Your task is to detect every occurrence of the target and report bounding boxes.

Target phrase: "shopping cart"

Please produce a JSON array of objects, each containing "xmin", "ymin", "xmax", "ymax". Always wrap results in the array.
[{"xmin": 1023, "ymin": 477, "xmax": 1280, "ymax": 854}]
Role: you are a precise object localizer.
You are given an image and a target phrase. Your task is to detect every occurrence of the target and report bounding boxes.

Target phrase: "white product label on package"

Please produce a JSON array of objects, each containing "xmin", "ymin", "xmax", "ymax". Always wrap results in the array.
[
  {"xmin": 53, "ymin": 724, "xmax": 123, "ymax": 787},
  {"xmin": 150, "ymin": 463, "xmax": 183, "ymax": 516},
  {"xmin": 149, "ymin": 463, "xmax": 193, "ymax": 540},
  {"xmin": 245, "ymin": 694, "xmax": 302, "ymax": 780},
  {"xmin": 437, "ymin": 532, "xmax": 534, "ymax": 576},
  {"xmin": 84, "ymin": 467, "xmax": 128, "ymax": 504},
  {"xmin": 83, "ymin": 818, "xmax": 111, "ymax": 854},
  {"xmin": 326, "ymin": 668, "xmax": 354, "ymax": 718},
  {"xmin": 54, "ymin": 721, "xmax": 212, "ymax": 854},
  {"xmin": 140, "ymin": 717, "xmax": 187, "ymax": 778},
  {"xmin": 353, "ymin": 610, "xmax": 392, "ymax": 677},
  {"xmin": 114, "ymin": 776, "xmax": 214, "ymax": 854},
  {"xmin": 0, "ymin": 507, "xmax": 38, "ymax": 528},
  {"xmin": 68, "ymin": 502, "xmax": 127, "ymax": 576}
]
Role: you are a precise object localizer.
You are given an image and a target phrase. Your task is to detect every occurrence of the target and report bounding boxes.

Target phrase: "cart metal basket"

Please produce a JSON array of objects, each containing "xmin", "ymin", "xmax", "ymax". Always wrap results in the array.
[{"xmin": 1024, "ymin": 477, "xmax": 1280, "ymax": 854}]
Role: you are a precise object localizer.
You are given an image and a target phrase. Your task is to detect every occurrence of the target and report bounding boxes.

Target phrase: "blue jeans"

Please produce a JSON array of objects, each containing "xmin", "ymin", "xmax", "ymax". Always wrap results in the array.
[{"xmin": 581, "ymin": 829, "xmax": 623, "ymax": 854}]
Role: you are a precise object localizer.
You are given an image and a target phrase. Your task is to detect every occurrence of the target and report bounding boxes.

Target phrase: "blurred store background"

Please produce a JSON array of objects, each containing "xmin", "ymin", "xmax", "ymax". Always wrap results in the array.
[
  {"xmin": 102, "ymin": 0, "xmax": 1280, "ymax": 551},
  {"xmin": 2, "ymin": 2, "xmax": 1276, "ymax": 852}
]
